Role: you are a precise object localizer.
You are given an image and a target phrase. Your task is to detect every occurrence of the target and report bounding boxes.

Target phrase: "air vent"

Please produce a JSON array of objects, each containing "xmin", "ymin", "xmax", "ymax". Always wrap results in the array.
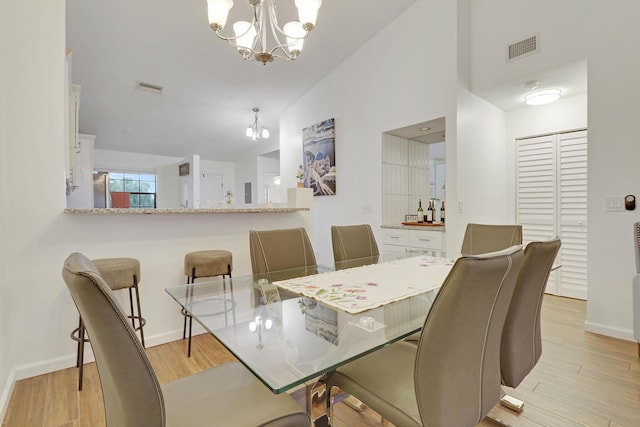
[
  {"xmin": 135, "ymin": 81, "xmax": 163, "ymax": 94},
  {"xmin": 506, "ymin": 33, "xmax": 539, "ymax": 62}
]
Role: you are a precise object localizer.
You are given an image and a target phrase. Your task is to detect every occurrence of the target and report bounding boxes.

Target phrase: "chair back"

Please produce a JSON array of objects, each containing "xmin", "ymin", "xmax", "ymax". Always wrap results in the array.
[
  {"xmin": 62, "ymin": 253, "xmax": 165, "ymax": 427},
  {"xmin": 460, "ymin": 223, "xmax": 523, "ymax": 256},
  {"xmin": 634, "ymin": 222, "xmax": 640, "ymax": 274},
  {"xmin": 331, "ymin": 224, "xmax": 379, "ymax": 268},
  {"xmin": 414, "ymin": 245, "xmax": 523, "ymax": 426},
  {"xmin": 249, "ymin": 228, "xmax": 317, "ymax": 279},
  {"xmin": 500, "ymin": 237, "xmax": 561, "ymax": 388}
]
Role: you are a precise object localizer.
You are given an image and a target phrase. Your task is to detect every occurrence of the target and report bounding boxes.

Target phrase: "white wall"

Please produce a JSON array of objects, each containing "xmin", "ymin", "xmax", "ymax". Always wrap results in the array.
[
  {"xmin": 0, "ymin": 1, "xmax": 312, "ymax": 420},
  {"xmin": 470, "ymin": 0, "xmax": 640, "ymax": 340},
  {"xmin": 0, "ymin": 0, "xmax": 9, "ymax": 413},
  {"xmin": 280, "ymin": 0, "xmax": 459, "ymax": 263},
  {"xmin": 454, "ymin": 86, "xmax": 509, "ymax": 253}
]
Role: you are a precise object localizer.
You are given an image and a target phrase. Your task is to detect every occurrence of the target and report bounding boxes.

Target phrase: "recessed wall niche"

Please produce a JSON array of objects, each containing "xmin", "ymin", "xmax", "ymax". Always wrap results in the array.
[{"xmin": 382, "ymin": 117, "xmax": 445, "ymax": 225}]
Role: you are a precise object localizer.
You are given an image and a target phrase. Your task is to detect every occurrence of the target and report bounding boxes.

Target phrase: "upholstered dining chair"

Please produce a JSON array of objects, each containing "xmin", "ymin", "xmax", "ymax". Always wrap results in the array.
[
  {"xmin": 325, "ymin": 245, "xmax": 524, "ymax": 427},
  {"xmin": 460, "ymin": 223, "xmax": 523, "ymax": 256},
  {"xmin": 499, "ymin": 237, "xmax": 561, "ymax": 412},
  {"xmin": 62, "ymin": 252, "xmax": 310, "ymax": 427},
  {"xmin": 249, "ymin": 228, "xmax": 317, "ymax": 281},
  {"xmin": 331, "ymin": 224, "xmax": 379, "ymax": 269}
]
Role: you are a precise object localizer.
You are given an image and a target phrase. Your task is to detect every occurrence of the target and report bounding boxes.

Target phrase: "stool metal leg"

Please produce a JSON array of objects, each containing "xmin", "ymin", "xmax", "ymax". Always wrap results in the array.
[
  {"xmin": 71, "ymin": 316, "xmax": 88, "ymax": 391},
  {"xmin": 130, "ymin": 275, "xmax": 145, "ymax": 347},
  {"xmin": 186, "ymin": 271, "xmax": 195, "ymax": 357},
  {"xmin": 183, "ymin": 264, "xmax": 233, "ymax": 357},
  {"xmin": 78, "ymin": 321, "xmax": 85, "ymax": 391}
]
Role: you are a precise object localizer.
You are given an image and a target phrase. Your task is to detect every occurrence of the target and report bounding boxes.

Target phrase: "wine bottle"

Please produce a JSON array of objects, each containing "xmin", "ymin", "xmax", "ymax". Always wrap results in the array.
[
  {"xmin": 440, "ymin": 201, "xmax": 445, "ymax": 224},
  {"xmin": 417, "ymin": 199, "xmax": 424, "ymax": 223},
  {"xmin": 426, "ymin": 200, "xmax": 434, "ymax": 223}
]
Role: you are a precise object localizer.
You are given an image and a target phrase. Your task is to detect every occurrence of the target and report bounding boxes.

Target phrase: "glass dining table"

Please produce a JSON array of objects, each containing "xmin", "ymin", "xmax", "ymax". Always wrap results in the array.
[{"xmin": 164, "ymin": 252, "xmax": 454, "ymax": 396}]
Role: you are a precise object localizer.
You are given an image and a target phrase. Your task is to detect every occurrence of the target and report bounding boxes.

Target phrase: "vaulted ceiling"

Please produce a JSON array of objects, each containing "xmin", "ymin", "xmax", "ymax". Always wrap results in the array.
[{"xmin": 66, "ymin": 0, "xmax": 418, "ymax": 162}]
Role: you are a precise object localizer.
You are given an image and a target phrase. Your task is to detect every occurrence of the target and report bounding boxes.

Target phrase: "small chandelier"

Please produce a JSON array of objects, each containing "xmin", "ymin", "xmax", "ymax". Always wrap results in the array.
[
  {"xmin": 246, "ymin": 107, "xmax": 270, "ymax": 141},
  {"xmin": 207, "ymin": 0, "xmax": 322, "ymax": 65}
]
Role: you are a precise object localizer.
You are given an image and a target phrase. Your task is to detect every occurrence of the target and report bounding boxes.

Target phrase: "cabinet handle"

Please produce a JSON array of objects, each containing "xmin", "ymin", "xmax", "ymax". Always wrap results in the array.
[
  {"xmin": 389, "ymin": 236, "xmax": 400, "ymax": 239},
  {"xmin": 418, "ymin": 238, "xmax": 431, "ymax": 242}
]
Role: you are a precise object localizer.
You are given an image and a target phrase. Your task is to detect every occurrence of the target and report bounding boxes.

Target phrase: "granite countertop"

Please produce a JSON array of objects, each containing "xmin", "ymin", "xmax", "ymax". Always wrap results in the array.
[
  {"xmin": 381, "ymin": 224, "xmax": 446, "ymax": 231},
  {"xmin": 64, "ymin": 206, "xmax": 309, "ymax": 214}
]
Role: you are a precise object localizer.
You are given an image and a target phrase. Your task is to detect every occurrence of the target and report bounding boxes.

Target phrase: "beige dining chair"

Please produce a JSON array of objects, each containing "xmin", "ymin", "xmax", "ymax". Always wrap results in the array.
[
  {"xmin": 331, "ymin": 224, "xmax": 379, "ymax": 269},
  {"xmin": 500, "ymin": 237, "xmax": 561, "ymax": 413},
  {"xmin": 460, "ymin": 223, "xmax": 523, "ymax": 255},
  {"xmin": 325, "ymin": 245, "xmax": 524, "ymax": 427},
  {"xmin": 249, "ymin": 228, "xmax": 317, "ymax": 280},
  {"xmin": 62, "ymin": 252, "xmax": 310, "ymax": 427}
]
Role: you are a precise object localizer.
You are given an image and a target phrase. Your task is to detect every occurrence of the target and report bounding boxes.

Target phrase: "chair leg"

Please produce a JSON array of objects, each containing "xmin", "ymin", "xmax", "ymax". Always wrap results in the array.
[
  {"xmin": 131, "ymin": 275, "xmax": 145, "ymax": 347},
  {"xmin": 78, "ymin": 318, "xmax": 85, "ymax": 391},
  {"xmin": 188, "ymin": 315, "xmax": 193, "ymax": 357},
  {"xmin": 71, "ymin": 315, "xmax": 87, "ymax": 390},
  {"xmin": 75, "ymin": 316, "xmax": 82, "ymax": 368},
  {"xmin": 182, "ymin": 275, "xmax": 192, "ymax": 340},
  {"xmin": 186, "ymin": 273, "xmax": 195, "ymax": 357}
]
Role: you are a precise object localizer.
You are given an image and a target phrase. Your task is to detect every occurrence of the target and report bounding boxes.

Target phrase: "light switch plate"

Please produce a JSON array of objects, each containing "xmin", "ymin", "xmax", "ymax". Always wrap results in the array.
[{"xmin": 605, "ymin": 197, "xmax": 625, "ymax": 212}]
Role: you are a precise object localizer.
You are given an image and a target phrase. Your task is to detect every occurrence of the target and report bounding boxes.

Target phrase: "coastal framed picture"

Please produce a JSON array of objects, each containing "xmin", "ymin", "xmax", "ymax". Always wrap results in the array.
[{"xmin": 302, "ymin": 118, "xmax": 336, "ymax": 196}]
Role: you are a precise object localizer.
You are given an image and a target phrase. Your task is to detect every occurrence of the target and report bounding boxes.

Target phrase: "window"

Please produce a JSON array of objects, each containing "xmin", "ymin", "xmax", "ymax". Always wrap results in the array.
[{"xmin": 108, "ymin": 171, "xmax": 157, "ymax": 208}]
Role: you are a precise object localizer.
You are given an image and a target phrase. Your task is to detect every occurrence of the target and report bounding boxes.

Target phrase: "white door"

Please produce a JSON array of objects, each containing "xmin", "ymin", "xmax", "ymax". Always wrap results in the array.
[
  {"xmin": 201, "ymin": 173, "xmax": 223, "ymax": 206},
  {"xmin": 516, "ymin": 130, "xmax": 587, "ymax": 298}
]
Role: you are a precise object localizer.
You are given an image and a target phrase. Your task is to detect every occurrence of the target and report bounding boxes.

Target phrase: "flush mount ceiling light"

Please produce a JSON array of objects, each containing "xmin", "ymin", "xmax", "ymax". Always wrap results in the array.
[
  {"xmin": 207, "ymin": 0, "xmax": 322, "ymax": 65},
  {"xmin": 524, "ymin": 88, "xmax": 562, "ymax": 106},
  {"xmin": 246, "ymin": 107, "xmax": 269, "ymax": 141}
]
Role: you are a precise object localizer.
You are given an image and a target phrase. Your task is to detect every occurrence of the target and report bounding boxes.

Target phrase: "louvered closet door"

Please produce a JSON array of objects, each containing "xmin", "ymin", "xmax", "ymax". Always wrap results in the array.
[
  {"xmin": 516, "ymin": 130, "xmax": 588, "ymax": 298},
  {"xmin": 557, "ymin": 131, "xmax": 588, "ymax": 299},
  {"xmin": 516, "ymin": 134, "xmax": 559, "ymax": 294}
]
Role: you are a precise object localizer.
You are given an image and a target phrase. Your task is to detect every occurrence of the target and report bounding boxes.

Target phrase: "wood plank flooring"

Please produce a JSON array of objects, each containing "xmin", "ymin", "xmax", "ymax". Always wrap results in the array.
[{"xmin": 3, "ymin": 295, "xmax": 640, "ymax": 427}]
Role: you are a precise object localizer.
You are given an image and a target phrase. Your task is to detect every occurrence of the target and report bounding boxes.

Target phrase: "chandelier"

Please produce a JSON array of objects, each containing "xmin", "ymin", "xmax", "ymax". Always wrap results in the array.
[
  {"xmin": 246, "ymin": 107, "xmax": 270, "ymax": 141},
  {"xmin": 207, "ymin": 0, "xmax": 322, "ymax": 65}
]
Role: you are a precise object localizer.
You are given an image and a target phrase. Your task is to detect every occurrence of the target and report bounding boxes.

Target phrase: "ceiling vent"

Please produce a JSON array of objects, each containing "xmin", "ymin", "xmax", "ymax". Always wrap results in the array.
[
  {"xmin": 506, "ymin": 33, "xmax": 539, "ymax": 62},
  {"xmin": 135, "ymin": 81, "xmax": 163, "ymax": 94}
]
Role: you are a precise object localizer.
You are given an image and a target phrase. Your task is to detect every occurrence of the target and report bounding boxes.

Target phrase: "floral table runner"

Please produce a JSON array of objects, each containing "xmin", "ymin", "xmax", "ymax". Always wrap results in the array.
[{"xmin": 273, "ymin": 255, "xmax": 455, "ymax": 314}]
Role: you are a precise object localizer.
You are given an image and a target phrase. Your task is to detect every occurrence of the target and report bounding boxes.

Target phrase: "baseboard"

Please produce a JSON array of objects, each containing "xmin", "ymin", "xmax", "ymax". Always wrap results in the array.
[
  {"xmin": 0, "ymin": 327, "xmax": 197, "ymax": 424},
  {"xmin": 584, "ymin": 320, "xmax": 635, "ymax": 342},
  {"xmin": 0, "ymin": 370, "xmax": 16, "ymax": 424}
]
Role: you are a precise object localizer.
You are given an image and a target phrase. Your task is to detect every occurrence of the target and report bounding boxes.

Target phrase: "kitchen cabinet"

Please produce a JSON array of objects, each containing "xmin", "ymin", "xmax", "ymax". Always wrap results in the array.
[{"xmin": 381, "ymin": 227, "xmax": 445, "ymax": 255}]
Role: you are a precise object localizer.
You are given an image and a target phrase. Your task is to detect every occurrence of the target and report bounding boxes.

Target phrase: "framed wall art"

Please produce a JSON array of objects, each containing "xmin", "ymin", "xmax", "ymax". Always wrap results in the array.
[{"xmin": 302, "ymin": 117, "xmax": 336, "ymax": 196}]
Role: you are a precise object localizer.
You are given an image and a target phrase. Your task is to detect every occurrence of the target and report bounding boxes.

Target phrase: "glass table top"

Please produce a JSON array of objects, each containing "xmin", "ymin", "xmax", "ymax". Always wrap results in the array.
[{"xmin": 165, "ymin": 253, "xmax": 451, "ymax": 394}]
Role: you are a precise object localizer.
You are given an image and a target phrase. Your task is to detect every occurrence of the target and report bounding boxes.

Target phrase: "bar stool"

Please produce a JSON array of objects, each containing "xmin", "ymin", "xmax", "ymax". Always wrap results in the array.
[
  {"xmin": 70, "ymin": 257, "xmax": 145, "ymax": 390},
  {"xmin": 183, "ymin": 250, "xmax": 233, "ymax": 357}
]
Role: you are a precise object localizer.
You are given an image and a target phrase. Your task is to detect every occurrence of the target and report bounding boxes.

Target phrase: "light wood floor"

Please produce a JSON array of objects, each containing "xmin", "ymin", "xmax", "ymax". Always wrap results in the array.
[{"xmin": 3, "ymin": 295, "xmax": 640, "ymax": 427}]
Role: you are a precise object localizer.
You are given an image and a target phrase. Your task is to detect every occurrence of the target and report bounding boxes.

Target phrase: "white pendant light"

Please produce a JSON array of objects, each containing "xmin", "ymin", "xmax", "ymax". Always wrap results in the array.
[
  {"xmin": 207, "ymin": 0, "xmax": 322, "ymax": 65},
  {"xmin": 246, "ymin": 107, "xmax": 269, "ymax": 141}
]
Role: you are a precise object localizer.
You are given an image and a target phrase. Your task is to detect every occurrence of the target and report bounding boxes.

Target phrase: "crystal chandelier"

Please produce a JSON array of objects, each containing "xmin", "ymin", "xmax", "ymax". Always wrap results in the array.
[
  {"xmin": 207, "ymin": 0, "xmax": 322, "ymax": 65},
  {"xmin": 246, "ymin": 107, "xmax": 270, "ymax": 141}
]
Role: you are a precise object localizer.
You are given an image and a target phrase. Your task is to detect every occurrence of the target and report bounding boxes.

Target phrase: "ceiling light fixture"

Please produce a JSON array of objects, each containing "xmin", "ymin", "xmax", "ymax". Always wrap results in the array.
[
  {"xmin": 207, "ymin": 0, "xmax": 322, "ymax": 65},
  {"xmin": 246, "ymin": 107, "xmax": 269, "ymax": 141},
  {"xmin": 524, "ymin": 88, "xmax": 561, "ymax": 106}
]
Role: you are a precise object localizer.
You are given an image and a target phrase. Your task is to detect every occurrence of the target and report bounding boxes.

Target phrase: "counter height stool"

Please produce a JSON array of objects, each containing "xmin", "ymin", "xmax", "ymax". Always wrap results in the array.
[
  {"xmin": 71, "ymin": 257, "xmax": 145, "ymax": 390},
  {"xmin": 183, "ymin": 250, "xmax": 233, "ymax": 357}
]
